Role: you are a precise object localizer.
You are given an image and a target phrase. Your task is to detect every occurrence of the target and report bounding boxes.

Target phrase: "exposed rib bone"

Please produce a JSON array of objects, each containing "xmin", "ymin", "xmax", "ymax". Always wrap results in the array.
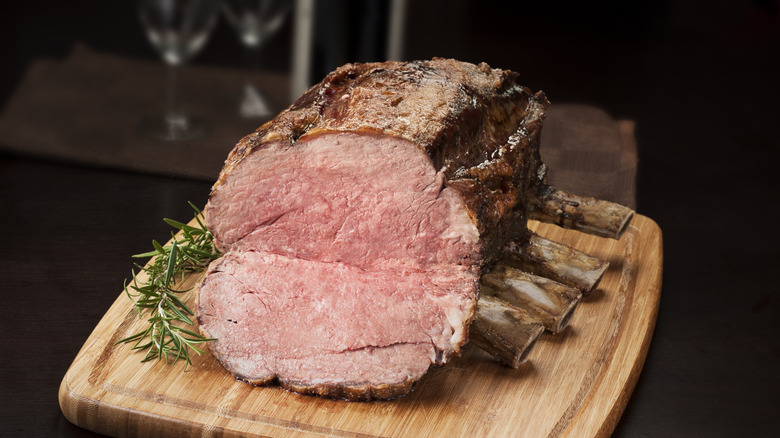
[
  {"xmin": 502, "ymin": 233, "xmax": 609, "ymax": 294},
  {"xmin": 470, "ymin": 232, "xmax": 610, "ymax": 365},
  {"xmin": 531, "ymin": 186, "xmax": 634, "ymax": 239},
  {"xmin": 481, "ymin": 266, "xmax": 582, "ymax": 333},
  {"xmin": 471, "ymin": 185, "xmax": 628, "ymax": 366},
  {"xmin": 470, "ymin": 295, "xmax": 545, "ymax": 368}
]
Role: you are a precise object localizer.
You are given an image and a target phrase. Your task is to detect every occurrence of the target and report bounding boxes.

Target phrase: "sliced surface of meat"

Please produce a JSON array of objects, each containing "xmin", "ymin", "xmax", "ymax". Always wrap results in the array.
[
  {"xmin": 207, "ymin": 132, "xmax": 480, "ymax": 270},
  {"xmin": 198, "ymin": 250, "xmax": 476, "ymax": 399},
  {"xmin": 198, "ymin": 58, "xmax": 551, "ymax": 399}
]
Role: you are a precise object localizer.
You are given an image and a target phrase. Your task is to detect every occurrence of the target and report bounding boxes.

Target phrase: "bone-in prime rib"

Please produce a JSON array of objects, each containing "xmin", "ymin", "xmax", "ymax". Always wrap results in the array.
[{"xmin": 197, "ymin": 59, "xmax": 633, "ymax": 400}]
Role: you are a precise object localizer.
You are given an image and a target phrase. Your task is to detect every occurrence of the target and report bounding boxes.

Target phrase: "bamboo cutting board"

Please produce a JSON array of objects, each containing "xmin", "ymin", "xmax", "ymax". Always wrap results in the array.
[{"xmin": 59, "ymin": 214, "xmax": 662, "ymax": 438}]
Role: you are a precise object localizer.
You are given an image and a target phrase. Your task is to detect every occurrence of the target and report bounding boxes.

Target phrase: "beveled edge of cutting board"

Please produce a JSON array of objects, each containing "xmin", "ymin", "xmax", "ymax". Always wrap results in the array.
[
  {"xmin": 568, "ymin": 214, "xmax": 663, "ymax": 438},
  {"xmin": 59, "ymin": 214, "xmax": 663, "ymax": 438}
]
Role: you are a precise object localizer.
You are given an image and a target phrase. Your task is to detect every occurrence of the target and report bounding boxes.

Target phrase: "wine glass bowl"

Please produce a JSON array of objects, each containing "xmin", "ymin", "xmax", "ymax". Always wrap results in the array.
[
  {"xmin": 222, "ymin": 0, "xmax": 292, "ymax": 118},
  {"xmin": 138, "ymin": 0, "xmax": 220, "ymax": 141}
]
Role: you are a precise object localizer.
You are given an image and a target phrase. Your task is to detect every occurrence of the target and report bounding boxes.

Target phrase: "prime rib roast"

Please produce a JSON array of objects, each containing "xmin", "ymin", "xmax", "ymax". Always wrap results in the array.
[{"xmin": 196, "ymin": 59, "xmax": 633, "ymax": 400}]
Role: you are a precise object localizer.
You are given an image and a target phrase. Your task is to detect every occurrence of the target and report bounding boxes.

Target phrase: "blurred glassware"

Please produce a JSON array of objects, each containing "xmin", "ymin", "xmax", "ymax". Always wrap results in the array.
[
  {"xmin": 222, "ymin": 0, "xmax": 292, "ymax": 118},
  {"xmin": 138, "ymin": 0, "xmax": 220, "ymax": 141}
]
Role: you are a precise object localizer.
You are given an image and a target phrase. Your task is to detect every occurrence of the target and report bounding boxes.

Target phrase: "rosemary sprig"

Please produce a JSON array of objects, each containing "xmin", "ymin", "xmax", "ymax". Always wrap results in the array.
[{"xmin": 117, "ymin": 202, "xmax": 221, "ymax": 369}]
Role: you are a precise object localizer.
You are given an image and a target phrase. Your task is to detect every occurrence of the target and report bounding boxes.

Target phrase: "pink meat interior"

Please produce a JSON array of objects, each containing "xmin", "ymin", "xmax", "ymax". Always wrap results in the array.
[{"xmin": 200, "ymin": 132, "xmax": 481, "ymax": 389}]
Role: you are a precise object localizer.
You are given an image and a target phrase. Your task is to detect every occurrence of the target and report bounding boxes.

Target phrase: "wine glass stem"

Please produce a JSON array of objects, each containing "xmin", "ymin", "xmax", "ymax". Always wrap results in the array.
[
  {"xmin": 245, "ymin": 44, "xmax": 261, "ymax": 86},
  {"xmin": 167, "ymin": 63, "xmax": 183, "ymax": 122}
]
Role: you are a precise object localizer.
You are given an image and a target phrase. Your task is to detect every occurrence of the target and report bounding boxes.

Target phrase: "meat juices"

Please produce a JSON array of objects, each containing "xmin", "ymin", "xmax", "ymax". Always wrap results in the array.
[{"xmin": 198, "ymin": 59, "xmax": 551, "ymax": 400}]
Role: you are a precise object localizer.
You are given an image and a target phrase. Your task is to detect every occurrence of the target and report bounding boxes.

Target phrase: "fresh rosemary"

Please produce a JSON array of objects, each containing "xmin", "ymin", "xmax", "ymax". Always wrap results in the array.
[{"xmin": 117, "ymin": 202, "xmax": 221, "ymax": 369}]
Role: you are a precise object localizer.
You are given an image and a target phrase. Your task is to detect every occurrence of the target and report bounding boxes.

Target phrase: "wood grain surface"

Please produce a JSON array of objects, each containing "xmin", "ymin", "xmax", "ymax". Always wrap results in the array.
[{"xmin": 59, "ymin": 214, "xmax": 662, "ymax": 438}]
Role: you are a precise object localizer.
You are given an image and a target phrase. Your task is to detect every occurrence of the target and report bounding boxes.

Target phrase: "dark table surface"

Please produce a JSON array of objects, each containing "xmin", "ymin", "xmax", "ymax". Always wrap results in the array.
[{"xmin": 2, "ymin": 1, "xmax": 779, "ymax": 437}]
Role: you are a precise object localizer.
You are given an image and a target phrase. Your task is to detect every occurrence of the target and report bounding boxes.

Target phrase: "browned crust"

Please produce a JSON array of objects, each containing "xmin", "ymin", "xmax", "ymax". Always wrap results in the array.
[{"xmin": 276, "ymin": 377, "xmax": 417, "ymax": 402}]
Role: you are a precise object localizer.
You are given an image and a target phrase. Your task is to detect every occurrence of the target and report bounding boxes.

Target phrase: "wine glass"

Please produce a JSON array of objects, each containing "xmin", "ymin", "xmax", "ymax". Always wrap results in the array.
[
  {"xmin": 138, "ymin": 0, "xmax": 220, "ymax": 141},
  {"xmin": 222, "ymin": 0, "xmax": 292, "ymax": 118}
]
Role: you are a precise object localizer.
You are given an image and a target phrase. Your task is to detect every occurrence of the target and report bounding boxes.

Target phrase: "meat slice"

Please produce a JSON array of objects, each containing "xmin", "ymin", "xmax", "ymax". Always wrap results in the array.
[
  {"xmin": 198, "ymin": 250, "xmax": 476, "ymax": 400},
  {"xmin": 198, "ymin": 59, "xmax": 550, "ymax": 399},
  {"xmin": 205, "ymin": 132, "xmax": 481, "ymax": 271}
]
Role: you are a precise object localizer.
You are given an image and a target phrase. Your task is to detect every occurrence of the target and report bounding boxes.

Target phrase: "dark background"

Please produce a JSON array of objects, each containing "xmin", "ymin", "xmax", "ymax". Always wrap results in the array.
[{"xmin": 1, "ymin": 0, "xmax": 779, "ymax": 436}]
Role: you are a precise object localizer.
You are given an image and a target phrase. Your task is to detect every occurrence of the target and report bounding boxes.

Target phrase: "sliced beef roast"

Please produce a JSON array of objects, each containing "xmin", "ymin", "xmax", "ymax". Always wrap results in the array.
[{"xmin": 198, "ymin": 59, "xmax": 551, "ymax": 400}]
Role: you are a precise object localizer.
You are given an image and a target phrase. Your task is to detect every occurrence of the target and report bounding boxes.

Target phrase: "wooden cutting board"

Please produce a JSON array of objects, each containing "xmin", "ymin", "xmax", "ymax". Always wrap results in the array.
[{"xmin": 59, "ymin": 214, "xmax": 662, "ymax": 437}]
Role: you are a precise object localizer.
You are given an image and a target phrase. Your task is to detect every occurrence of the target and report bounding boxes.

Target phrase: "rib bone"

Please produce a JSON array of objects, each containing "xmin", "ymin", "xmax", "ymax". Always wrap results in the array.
[
  {"xmin": 481, "ymin": 266, "xmax": 582, "ymax": 333},
  {"xmin": 502, "ymin": 232, "xmax": 609, "ymax": 295},
  {"xmin": 471, "ymin": 223, "xmax": 612, "ymax": 366},
  {"xmin": 531, "ymin": 186, "xmax": 634, "ymax": 239},
  {"xmin": 470, "ymin": 295, "xmax": 545, "ymax": 368}
]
